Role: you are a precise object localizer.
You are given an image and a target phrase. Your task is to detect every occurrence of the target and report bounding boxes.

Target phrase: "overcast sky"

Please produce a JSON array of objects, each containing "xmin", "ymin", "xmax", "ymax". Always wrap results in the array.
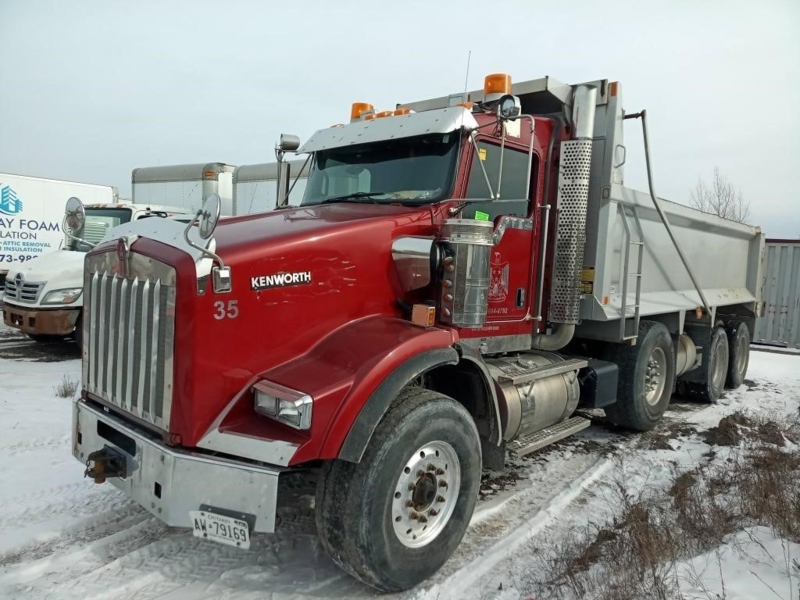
[{"xmin": 1, "ymin": 0, "xmax": 798, "ymax": 237}]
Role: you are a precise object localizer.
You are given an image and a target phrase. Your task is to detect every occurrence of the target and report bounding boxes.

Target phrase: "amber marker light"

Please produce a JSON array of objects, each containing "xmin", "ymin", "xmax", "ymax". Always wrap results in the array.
[{"xmin": 350, "ymin": 102, "xmax": 374, "ymax": 121}]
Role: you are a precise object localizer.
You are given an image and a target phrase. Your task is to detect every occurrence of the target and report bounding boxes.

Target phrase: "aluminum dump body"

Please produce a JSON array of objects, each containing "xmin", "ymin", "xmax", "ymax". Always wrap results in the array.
[{"xmin": 580, "ymin": 184, "xmax": 764, "ymax": 332}]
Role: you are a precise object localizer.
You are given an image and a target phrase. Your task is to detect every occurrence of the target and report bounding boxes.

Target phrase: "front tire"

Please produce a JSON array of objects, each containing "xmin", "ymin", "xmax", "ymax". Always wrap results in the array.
[
  {"xmin": 315, "ymin": 387, "xmax": 481, "ymax": 592},
  {"xmin": 603, "ymin": 320, "xmax": 676, "ymax": 431}
]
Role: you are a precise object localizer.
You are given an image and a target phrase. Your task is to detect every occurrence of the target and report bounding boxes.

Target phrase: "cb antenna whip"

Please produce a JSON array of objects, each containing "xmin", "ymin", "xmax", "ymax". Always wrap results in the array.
[{"xmin": 463, "ymin": 50, "xmax": 472, "ymax": 97}]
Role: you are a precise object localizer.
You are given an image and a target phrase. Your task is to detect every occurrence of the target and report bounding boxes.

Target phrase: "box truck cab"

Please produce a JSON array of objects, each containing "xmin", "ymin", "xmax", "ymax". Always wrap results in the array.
[{"xmin": 3, "ymin": 202, "xmax": 192, "ymax": 343}]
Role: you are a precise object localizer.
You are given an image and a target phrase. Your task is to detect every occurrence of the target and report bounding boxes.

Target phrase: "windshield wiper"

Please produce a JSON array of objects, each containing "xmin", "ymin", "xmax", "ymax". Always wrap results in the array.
[{"xmin": 321, "ymin": 191, "xmax": 387, "ymax": 204}]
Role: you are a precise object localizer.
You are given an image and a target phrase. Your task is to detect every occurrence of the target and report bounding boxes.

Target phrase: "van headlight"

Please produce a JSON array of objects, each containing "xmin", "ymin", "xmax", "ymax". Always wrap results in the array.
[
  {"xmin": 42, "ymin": 288, "xmax": 83, "ymax": 305},
  {"xmin": 253, "ymin": 381, "xmax": 312, "ymax": 430}
]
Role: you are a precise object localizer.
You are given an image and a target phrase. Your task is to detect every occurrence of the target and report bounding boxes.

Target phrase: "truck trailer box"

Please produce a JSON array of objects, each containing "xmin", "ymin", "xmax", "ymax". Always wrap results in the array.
[{"xmin": 0, "ymin": 173, "xmax": 116, "ymax": 283}]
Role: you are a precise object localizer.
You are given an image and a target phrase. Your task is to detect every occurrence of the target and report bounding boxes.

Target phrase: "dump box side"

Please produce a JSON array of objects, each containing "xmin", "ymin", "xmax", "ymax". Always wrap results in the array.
[{"xmin": 581, "ymin": 183, "xmax": 764, "ymax": 326}]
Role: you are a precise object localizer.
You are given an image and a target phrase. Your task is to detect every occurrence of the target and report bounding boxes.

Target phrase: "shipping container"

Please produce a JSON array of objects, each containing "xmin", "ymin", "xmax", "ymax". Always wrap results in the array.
[{"xmin": 754, "ymin": 239, "xmax": 800, "ymax": 348}]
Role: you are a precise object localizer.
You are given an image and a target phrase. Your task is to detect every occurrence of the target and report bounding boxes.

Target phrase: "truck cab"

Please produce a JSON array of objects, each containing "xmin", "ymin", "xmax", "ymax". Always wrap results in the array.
[
  {"xmin": 71, "ymin": 73, "xmax": 763, "ymax": 592},
  {"xmin": 3, "ymin": 202, "xmax": 192, "ymax": 342}
]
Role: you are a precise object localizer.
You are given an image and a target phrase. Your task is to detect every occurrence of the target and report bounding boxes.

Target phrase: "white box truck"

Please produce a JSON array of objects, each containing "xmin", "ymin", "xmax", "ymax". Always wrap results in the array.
[
  {"xmin": 0, "ymin": 173, "xmax": 117, "ymax": 287},
  {"xmin": 132, "ymin": 163, "xmax": 235, "ymax": 216},
  {"xmin": 232, "ymin": 159, "xmax": 310, "ymax": 214}
]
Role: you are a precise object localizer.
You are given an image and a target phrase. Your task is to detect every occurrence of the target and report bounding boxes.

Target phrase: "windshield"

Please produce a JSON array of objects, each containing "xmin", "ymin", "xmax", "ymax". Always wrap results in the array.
[
  {"xmin": 301, "ymin": 133, "xmax": 460, "ymax": 206},
  {"xmin": 67, "ymin": 208, "xmax": 133, "ymax": 252}
]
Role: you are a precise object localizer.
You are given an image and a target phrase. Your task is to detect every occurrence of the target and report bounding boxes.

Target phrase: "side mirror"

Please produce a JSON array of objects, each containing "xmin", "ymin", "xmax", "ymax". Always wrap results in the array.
[
  {"xmin": 64, "ymin": 197, "xmax": 86, "ymax": 233},
  {"xmin": 497, "ymin": 94, "xmax": 521, "ymax": 120},
  {"xmin": 198, "ymin": 193, "xmax": 222, "ymax": 240},
  {"xmin": 277, "ymin": 134, "xmax": 301, "ymax": 153}
]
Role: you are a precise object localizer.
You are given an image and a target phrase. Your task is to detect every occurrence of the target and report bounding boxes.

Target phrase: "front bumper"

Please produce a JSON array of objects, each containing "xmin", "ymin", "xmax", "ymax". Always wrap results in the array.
[
  {"xmin": 3, "ymin": 303, "xmax": 80, "ymax": 336},
  {"xmin": 73, "ymin": 401, "xmax": 283, "ymax": 533}
]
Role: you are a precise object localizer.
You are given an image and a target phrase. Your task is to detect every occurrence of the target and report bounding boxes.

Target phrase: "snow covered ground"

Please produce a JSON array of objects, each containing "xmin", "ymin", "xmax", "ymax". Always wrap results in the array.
[{"xmin": 0, "ymin": 322, "xmax": 798, "ymax": 600}]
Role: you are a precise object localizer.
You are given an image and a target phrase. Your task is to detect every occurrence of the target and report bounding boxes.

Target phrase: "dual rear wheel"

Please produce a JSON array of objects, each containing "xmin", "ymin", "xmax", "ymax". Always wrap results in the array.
[{"xmin": 604, "ymin": 319, "xmax": 752, "ymax": 431}]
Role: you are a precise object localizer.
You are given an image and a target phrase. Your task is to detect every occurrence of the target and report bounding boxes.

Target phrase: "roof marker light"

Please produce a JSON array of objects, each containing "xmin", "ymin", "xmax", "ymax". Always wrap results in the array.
[
  {"xmin": 375, "ymin": 110, "xmax": 393, "ymax": 119},
  {"xmin": 350, "ymin": 102, "xmax": 374, "ymax": 122},
  {"xmin": 393, "ymin": 107, "xmax": 411, "ymax": 116},
  {"xmin": 484, "ymin": 73, "xmax": 512, "ymax": 102}
]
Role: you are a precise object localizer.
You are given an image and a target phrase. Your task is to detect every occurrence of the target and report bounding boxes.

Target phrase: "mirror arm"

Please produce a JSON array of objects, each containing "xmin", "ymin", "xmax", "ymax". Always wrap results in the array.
[
  {"xmin": 182, "ymin": 213, "xmax": 227, "ymax": 269},
  {"xmin": 62, "ymin": 216, "xmax": 96, "ymax": 249},
  {"xmin": 278, "ymin": 153, "xmax": 312, "ymax": 208},
  {"xmin": 470, "ymin": 131, "xmax": 495, "ymax": 200}
]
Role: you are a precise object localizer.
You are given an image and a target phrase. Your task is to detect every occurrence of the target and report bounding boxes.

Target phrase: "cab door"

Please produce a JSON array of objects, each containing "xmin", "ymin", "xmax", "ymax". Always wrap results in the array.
[{"xmin": 461, "ymin": 139, "xmax": 535, "ymax": 323}]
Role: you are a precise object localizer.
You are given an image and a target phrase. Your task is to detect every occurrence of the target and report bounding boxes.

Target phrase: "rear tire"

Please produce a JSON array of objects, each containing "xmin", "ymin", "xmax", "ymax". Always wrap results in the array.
[
  {"xmin": 315, "ymin": 387, "xmax": 481, "ymax": 592},
  {"xmin": 604, "ymin": 320, "xmax": 676, "ymax": 431},
  {"xmin": 682, "ymin": 326, "xmax": 729, "ymax": 403},
  {"xmin": 725, "ymin": 321, "xmax": 750, "ymax": 389}
]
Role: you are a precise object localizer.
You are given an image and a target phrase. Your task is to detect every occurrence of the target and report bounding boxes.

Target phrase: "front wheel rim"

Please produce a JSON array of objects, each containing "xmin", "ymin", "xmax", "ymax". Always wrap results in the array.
[{"xmin": 391, "ymin": 441, "xmax": 461, "ymax": 549}]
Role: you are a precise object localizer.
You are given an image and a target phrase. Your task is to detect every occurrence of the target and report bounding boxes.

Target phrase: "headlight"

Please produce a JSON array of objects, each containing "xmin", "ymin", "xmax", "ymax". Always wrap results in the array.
[
  {"xmin": 253, "ymin": 381, "xmax": 312, "ymax": 430},
  {"xmin": 42, "ymin": 288, "xmax": 83, "ymax": 305}
]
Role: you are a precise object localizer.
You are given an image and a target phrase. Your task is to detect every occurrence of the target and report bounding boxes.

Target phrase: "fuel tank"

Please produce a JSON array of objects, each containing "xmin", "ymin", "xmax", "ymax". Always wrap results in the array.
[{"xmin": 486, "ymin": 352, "xmax": 581, "ymax": 442}]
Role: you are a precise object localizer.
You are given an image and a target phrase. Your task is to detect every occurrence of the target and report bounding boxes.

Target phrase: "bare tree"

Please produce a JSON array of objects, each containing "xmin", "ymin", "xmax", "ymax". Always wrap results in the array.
[{"xmin": 690, "ymin": 167, "xmax": 751, "ymax": 224}]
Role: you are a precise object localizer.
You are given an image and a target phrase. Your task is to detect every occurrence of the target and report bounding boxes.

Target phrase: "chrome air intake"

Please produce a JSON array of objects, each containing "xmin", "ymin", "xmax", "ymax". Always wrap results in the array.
[
  {"xmin": 82, "ymin": 248, "xmax": 176, "ymax": 430},
  {"xmin": 437, "ymin": 219, "xmax": 494, "ymax": 327},
  {"xmin": 549, "ymin": 84, "xmax": 596, "ymax": 324}
]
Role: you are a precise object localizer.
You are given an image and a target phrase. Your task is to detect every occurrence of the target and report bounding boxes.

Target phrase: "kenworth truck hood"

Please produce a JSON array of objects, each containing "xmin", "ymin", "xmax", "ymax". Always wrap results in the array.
[
  {"xmin": 87, "ymin": 202, "xmax": 442, "ymax": 451},
  {"xmin": 5, "ymin": 250, "xmax": 85, "ymax": 308}
]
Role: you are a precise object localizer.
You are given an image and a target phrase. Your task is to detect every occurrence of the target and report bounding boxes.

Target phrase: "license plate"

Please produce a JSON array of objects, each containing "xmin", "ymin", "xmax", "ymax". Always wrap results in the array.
[{"xmin": 189, "ymin": 510, "xmax": 250, "ymax": 549}]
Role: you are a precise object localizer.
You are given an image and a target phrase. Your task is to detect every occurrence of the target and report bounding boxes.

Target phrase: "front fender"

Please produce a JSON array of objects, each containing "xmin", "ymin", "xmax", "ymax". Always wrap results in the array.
[{"xmin": 260, "ymin": 316, "xmax": 458, "ymax": 465}]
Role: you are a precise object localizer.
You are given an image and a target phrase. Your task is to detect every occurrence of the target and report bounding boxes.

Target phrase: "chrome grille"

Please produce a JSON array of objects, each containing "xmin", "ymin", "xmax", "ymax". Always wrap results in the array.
[
  {"xmin": 83, "ymin": 251, "xmax": 176, "ymax": 430},
  {"xmin": 4, "ymin": 278, "xmax": 45, "ymax": 303}
]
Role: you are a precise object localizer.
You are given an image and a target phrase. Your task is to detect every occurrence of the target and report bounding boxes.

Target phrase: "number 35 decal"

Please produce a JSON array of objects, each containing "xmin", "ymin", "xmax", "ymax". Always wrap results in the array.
[{"xmin": 213, "ymin": 300, "xmax": 239, "ymax": 320}]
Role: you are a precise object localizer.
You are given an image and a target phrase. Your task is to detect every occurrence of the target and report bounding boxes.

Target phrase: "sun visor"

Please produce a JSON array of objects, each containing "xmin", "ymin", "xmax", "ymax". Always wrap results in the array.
[{"xmin": 298, "ymin": 107, "xmax": 478, "ymax": 154}]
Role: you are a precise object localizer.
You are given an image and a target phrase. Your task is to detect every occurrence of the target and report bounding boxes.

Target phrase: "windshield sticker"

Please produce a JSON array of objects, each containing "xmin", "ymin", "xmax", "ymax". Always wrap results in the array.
[
  {"xmin": 478, "ymin": 148, "xmax": 487, "ymax": 161},
  {"xmin": 251, "ymin": 271, "xmax": 312, "ymax": 291},
  {"xmin": 475, "ymin": 210, "xmax": 490, "ymax": 221}
]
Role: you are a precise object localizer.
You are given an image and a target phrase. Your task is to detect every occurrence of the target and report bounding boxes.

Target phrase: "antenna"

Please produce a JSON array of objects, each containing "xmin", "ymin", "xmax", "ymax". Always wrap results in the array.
[{"xmin": 463, "ymin": 50, "xmax": 472, "ymax": 99}]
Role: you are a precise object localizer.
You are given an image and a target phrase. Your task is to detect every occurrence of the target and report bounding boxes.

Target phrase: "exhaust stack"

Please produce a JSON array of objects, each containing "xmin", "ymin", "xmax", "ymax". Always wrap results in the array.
[{"xmin": 548, "ymin": 85, "xmax": 596, "ymax": 326}]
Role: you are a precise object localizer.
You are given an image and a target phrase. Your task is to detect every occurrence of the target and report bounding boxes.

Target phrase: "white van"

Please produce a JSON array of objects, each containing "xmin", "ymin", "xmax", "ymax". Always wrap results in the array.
[
  {"xmin": 2, "ymin": 202, "xmax": 192, "ymax": 343},
  {"xmin": 0, "ymin": 173, "xmax": 117, "ymax": 286}
]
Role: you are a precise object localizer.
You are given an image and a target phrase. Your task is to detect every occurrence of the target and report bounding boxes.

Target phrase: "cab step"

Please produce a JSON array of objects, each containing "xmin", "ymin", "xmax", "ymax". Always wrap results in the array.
[{"xmin": 507, "ymin": 416, "xmax": 592, "ymax": 457}]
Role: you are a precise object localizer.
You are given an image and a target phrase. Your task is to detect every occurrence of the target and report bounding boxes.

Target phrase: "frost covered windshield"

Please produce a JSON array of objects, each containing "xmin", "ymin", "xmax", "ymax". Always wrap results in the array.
[
  {"xmin": 301, "ymin": 133, "xmax": 459, "ymax": 206},
  {"xmin": 68, "ymin": 208, "xmax": 133, "ymax": 251}
]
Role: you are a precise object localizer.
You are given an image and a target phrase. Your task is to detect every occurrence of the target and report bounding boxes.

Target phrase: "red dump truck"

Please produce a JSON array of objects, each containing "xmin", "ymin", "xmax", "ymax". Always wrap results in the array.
[{"xmin": 72, "ymin": 73, "xmax": 764, "ymax": 591}]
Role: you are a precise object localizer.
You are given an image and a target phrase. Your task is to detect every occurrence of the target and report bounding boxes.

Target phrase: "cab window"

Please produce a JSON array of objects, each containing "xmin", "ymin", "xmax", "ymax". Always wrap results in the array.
[{"xmin": 464, "ymin": 142, "xmax": 530, "ymax": 221}]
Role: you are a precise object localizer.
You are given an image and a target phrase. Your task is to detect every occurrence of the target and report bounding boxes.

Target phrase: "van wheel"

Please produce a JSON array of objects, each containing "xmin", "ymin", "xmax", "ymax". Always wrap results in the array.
[
  {"xmin": 26, "ymin": 334, "xmax": 67, "ymax": 343},
  {"xmin": 682, "ymin": 326, "xmax": 729, "ymax": 403},
  {"xmin": 73, "ymin": 315, "xmax": 83, "ymax": 348},
  {"xmin": 725, "ymin": 321, "xmax": 750, "ymax": 389},
  {"xmin": 604, "ymin": 320, "xmax": 676, "ymax": 431},
  {"xmin": 315, "ymin": 388, "xmax": 481, "ymax": 592}
]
